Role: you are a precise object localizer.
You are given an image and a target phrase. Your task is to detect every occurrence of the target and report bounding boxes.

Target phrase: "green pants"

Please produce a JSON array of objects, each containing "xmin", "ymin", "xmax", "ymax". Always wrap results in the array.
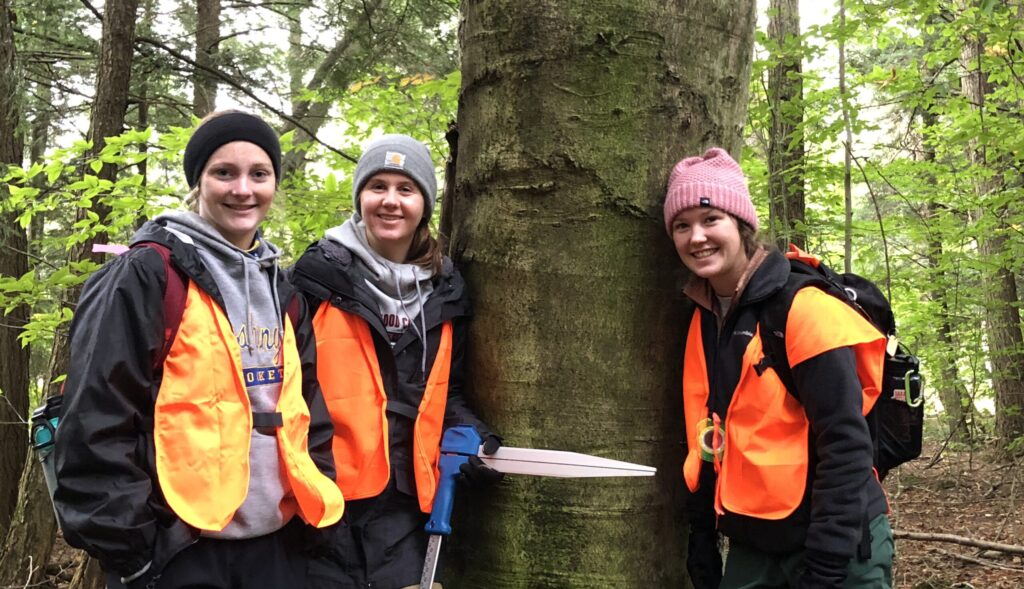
[{"xmin": 720, "ymin": 514, "xmax": 893, "ymax": 589}]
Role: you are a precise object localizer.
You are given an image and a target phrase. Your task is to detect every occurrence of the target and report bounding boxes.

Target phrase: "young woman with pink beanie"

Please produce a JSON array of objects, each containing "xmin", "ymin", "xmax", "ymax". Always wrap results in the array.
[{"xmin": 666, "ymin": 147, "xmax": 893, "ymax": 589}]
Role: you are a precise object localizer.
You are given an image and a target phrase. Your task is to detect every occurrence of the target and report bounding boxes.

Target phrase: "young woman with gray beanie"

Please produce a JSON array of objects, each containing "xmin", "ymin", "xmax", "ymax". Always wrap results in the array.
[
  {"xmin": 666, "ymin": 147, "xmax": 893, "ymax": 589},
  {"xmin": 53, "ymin": 110, "xmax": 343, "ymax": 589},
  {"xmin": 290, "ymin": 133, "xmax": 502, "ymax": 589}
]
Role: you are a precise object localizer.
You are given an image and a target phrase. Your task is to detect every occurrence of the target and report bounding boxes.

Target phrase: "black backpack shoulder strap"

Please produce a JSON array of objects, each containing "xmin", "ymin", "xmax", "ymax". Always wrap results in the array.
[
  {"xmin": 286, "ymin": 294, "xmax": 301, "ymax": 329},
  {"xmin": 756, "ymin": 265, "xmax": 830, "ymax": 401}
]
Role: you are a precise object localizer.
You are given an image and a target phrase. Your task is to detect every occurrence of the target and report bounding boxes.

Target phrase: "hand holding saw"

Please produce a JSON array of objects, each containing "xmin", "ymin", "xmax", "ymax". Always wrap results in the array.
[{"xmin": 419, "ymin": 424, "xmax": 656, "ymax": 588}]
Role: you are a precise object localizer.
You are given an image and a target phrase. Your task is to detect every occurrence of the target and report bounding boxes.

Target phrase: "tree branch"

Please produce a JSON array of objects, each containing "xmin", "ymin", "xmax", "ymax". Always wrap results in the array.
[
  {"xmin": 134, "ymin": 35, "xmax": 357, "ymax": 163},
  {"xmin": 894, "ymin": 530, "xmax": 1024, "ymax": 555},
  {"xmin": 934, "ymin": 547, "xmax": 1024, "ymax": 572},
  {"xmin": 77, "ymin": 0, "xmax": 103, "ymax": 21}
]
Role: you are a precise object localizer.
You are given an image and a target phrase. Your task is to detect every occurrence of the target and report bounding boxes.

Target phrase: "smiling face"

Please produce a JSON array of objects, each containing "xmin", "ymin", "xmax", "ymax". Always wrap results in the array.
[
  {"xmin": 670, "ymin": 207, "xmax": 750, "ymax": 296},
  {"xmin": 359, "ymin": 171, "xmax": 425, "ymax": 263},
  {"xmin": 196, "ymin": 141, "xmax": 275, "ymax": 249}
]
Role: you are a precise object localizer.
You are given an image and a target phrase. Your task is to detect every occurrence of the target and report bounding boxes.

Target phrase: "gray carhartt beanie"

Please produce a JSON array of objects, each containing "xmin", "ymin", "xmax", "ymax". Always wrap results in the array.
[{"xmin": 352, "ymin": 134, "xmax": 437, "ymax": 222}]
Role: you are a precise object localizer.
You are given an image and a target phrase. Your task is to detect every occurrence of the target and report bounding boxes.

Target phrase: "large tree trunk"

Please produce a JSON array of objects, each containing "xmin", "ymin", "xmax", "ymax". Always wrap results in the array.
[
  {"xmin": 960, "ymin": 17, "xmax": 1024, "ymax": 448},
  {"xmin": 192, "ymin": 0, "xmax": 220, "ymax": 116},
  {"xmin": 766, "ymin": 0, "xmax": 805, "ymax": 249},
  {"xmin": 447, "ymin": 1, "xmax": 755, "ymax": 586},
  {"xmin": 0, "ymin": 0, "xmax": 29, "ymax": 537}
]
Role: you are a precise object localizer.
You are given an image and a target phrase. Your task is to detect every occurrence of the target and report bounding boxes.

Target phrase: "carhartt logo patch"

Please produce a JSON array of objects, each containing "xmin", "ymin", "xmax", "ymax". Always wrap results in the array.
[
  {"xmin": 699, "ymin": 197, "xmax": 711, "ymax": 206},
  {"xmin": 384, "ymin": 151, "xmax": 406, "ymax": 168}
]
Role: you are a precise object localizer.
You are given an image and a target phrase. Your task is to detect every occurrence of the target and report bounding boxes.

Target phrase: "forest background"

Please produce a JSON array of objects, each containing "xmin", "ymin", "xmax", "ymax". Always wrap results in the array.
[{"xmin": 0, "ymin": 0, "xmax": 1023, "ymax": 587}]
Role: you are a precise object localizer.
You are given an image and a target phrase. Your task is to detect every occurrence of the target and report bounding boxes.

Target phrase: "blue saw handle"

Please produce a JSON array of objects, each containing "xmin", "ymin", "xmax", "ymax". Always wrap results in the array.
[{"xmin": 424, "ymin": 425, "xmax": 481, "ymax": 536}]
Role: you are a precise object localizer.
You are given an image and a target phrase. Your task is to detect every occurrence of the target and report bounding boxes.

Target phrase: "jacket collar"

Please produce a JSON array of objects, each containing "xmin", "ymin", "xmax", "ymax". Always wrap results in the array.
[
  {"xmin": 291, "ymin": 238, "xmax": 469, "ymax": 342},
  {"xmin": 682, "ymin": 247, "xmax": 790, "ymax": 316},
  {"xmin": 131, "ymin": 219, "xmax": 227, "ymax": 310}
]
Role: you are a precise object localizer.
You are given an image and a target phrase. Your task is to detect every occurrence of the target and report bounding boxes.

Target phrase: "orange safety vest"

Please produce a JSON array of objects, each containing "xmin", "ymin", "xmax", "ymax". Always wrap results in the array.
[
  {"xmin": 312, "ymin": 303, "xmax": 453, "ymax": 513},
  {"xmin": 682, "ymin": 287, "xmax": 885, "ymax": 520},
  {"xmin": 154, "ymin": 282, "xmax": 344, "ymax": 531}
]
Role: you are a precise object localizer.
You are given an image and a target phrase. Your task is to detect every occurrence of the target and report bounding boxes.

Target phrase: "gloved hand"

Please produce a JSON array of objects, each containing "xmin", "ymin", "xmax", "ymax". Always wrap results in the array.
[
  {"xmin": 459, "ymin": 434, "xmax": 504, "ymax": 486},
  {"xmin": 686, "ymin": 530, "xmax": 722, "ymax": 589},
  {"xmin": 797, "ymin": 549, "xmax": 848, "ymax": 589}
]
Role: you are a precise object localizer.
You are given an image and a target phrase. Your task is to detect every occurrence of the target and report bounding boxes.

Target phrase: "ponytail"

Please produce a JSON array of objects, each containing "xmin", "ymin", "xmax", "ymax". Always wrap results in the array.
[{"xmin": 406, "ymin": 220, "xmax": 443, "ymax": 275}]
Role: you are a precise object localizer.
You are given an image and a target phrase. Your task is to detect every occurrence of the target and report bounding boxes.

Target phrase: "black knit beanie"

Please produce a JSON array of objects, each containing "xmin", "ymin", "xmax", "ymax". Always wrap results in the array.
[{"xmin": 183, "ymin": 112, "xmax": 282, "ymax": 189}]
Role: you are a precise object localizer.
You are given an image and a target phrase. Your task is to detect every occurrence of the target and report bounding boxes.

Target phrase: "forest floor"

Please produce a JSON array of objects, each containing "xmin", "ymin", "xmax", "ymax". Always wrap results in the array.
[{"xmin": 887, "ymin": 438, "xmax": 1024, "ymax": 589}]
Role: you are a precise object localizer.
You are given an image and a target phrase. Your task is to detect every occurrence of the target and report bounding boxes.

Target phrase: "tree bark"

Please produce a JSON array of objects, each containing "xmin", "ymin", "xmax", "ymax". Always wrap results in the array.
[
  {"xmin": 69, "ymin": 551, "xmax": 105, "ymax": 589},
  {"xmin": 839, "ymin": 0, "xmax": 853, "ymax": 273},
  {"xmin": 0, "ymin": 0, "xmax": 29, "ymax": 537},
  {"xmin": 25, "ymin": 0, "xmax": 139, "ymax": 583},
  {"xmin": 0, "ymin": 448, "xmax": 57, "ymax": 587},
  {"xmin": 447, "ymin": 1, "xmax": 755, "ymax": 586},
  {"xmin": 959, "ymin": 14, "xmax": 1024, "ymax": 448},
  {"xmin": 766, "ymin": 0, "xmax": 805, "ymax": 249},
  {"xmin": 920, "ymin": 111, "xmax": 972, "ymax": 443},
  {"xmin": 192, "ymin": 0, "xmax": 220, "ymax": 116}
]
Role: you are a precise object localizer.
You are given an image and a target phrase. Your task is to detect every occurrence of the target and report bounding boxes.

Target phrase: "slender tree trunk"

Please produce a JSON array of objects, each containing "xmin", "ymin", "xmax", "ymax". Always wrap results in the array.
[
  {"xmin": 839, "ymin": 0, "xmax": 853, "ymax": 273},
  {"xmin": 924, "ymin": 203, "xmax": 973, "ymax": 443},
  {"xmin": 447, "ymin": 1, "xmax": 755, "ymax": 586},
  {"xmin": 286, "ymin": 0, "xmax": 310, "ymax": 118},
  {"xmin": 920, "ymin": 110, "xmax": 972, "ymax": 443},
  {"xmin": 767, "ymin": 0, "xmax": 805, "ymax": 250},
  {"xmin": 959, "ymin": 11, "xmax": 1024, "ymax": 448},
  {"xmin": 28, "ymin": 83, "xmax": 51, "ymax": 247},
  {"xmin": 280, "ymin": 0, "xmax": 385, "ymax": 176},
  {"xmin": 0, "ymin": 0, "xmax": 29, "ymax": 537},
  {"xmin": 192, "ymin": 0, "xmax": 220, "ymax": 116}
]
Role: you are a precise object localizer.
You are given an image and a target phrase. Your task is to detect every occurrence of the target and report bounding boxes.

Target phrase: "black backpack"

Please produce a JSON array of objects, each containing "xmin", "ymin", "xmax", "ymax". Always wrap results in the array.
[{"xmin": 757, "ymin": 245, "xmax": 924, "ymax": 481}]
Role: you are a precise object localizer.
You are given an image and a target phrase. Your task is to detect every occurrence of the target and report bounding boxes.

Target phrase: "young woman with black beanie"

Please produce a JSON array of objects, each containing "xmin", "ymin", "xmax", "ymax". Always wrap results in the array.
[{"xmin": 54, "ymin": 110, "xmax": 343, "ymax": 589}]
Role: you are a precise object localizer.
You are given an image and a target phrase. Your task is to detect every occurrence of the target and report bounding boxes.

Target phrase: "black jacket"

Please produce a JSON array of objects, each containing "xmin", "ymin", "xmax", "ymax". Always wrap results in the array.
[
  {"xmin": 685, "ymin": 250, "xmax": 887, "ymax": 564},
  {"xmin": 289, "ymin": 238, "xmax": 491, "ymax": 496},
  {"xmin": 53, "ymin": 220, "xmax": 335, "ymax": 579}
]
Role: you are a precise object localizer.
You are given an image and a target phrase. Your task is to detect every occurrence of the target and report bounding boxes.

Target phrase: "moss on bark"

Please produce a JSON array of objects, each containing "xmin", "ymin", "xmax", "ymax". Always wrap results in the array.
[{"xmin": 447, "ymin": 1, "xmax": 755, "ymax": 586}]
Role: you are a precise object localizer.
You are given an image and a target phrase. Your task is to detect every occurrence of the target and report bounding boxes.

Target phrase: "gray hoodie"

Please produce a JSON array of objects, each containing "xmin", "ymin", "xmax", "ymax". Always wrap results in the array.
[
  {"xmin": 325, "ymin": 217, "xmax": 434, "ymax": 360},
  {"xmin": 157, "ymin": 211, "xmax": 294, "ymax": 539}
]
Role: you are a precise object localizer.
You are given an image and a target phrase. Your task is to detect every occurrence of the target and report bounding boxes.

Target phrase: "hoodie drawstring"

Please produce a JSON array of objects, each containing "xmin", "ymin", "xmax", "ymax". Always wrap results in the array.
[
  {"xmin": 239, "ymin": 249, "xmax": 285, "ymax": 357},
  {"xmin": 241, "ymin": 258, "xmax": 252, "ymax": 355},
  {"xmin": 413, "ymin": 276, "xmax": 428, "ymax": 378},
  {"xmin": 393, "ymin": 266, "xmax": 429, "ymax": 379}
]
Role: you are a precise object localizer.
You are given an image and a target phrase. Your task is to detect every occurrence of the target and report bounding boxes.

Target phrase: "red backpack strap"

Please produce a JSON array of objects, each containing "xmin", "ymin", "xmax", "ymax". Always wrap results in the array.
[{"xmin": 133, "ymin": 242, "xmax": 187, "ymax": 371}]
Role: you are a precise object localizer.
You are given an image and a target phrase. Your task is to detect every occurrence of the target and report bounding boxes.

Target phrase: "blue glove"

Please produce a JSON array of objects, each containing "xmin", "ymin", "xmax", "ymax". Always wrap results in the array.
[{"xmin": 458, "ymin": 434, "xmax": 504, "ymax": 486}]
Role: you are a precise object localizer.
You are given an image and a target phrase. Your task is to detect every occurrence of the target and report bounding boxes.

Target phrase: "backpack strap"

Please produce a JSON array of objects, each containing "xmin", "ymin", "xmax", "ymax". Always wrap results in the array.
[
  {"xmin": 758, "ymin": 256, "xmax": 880, "ymax": 563},
  {"xmin": 285, "ymin": 294, "xmax": 300, "ymax": 329},
  {"xmin": 133, "ymin": 242, "xmax": 187, "ymax": 372},
  {"xmin": 755, "ymin": 270, "xmax": 826, "ymax": 400}
]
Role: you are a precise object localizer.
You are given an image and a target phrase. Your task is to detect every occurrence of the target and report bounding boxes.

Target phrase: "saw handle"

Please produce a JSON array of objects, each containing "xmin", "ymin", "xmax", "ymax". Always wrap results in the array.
[{"xmin": 424, "ymin": 425, "xmax": 482, "ymax": 536}]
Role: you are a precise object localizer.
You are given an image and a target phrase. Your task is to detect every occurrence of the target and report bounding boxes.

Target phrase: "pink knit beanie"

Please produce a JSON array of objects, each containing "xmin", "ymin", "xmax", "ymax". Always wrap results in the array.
[{"xmin": 663, "ymin": 147, "xmax": 757, "ymax": 234}]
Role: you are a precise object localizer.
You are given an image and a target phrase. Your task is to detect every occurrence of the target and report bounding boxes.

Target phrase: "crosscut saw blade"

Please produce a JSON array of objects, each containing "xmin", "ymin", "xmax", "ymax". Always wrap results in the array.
[{"xmin": 478, "ymin": 446, "xmax": 657, "ymax": 478}]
